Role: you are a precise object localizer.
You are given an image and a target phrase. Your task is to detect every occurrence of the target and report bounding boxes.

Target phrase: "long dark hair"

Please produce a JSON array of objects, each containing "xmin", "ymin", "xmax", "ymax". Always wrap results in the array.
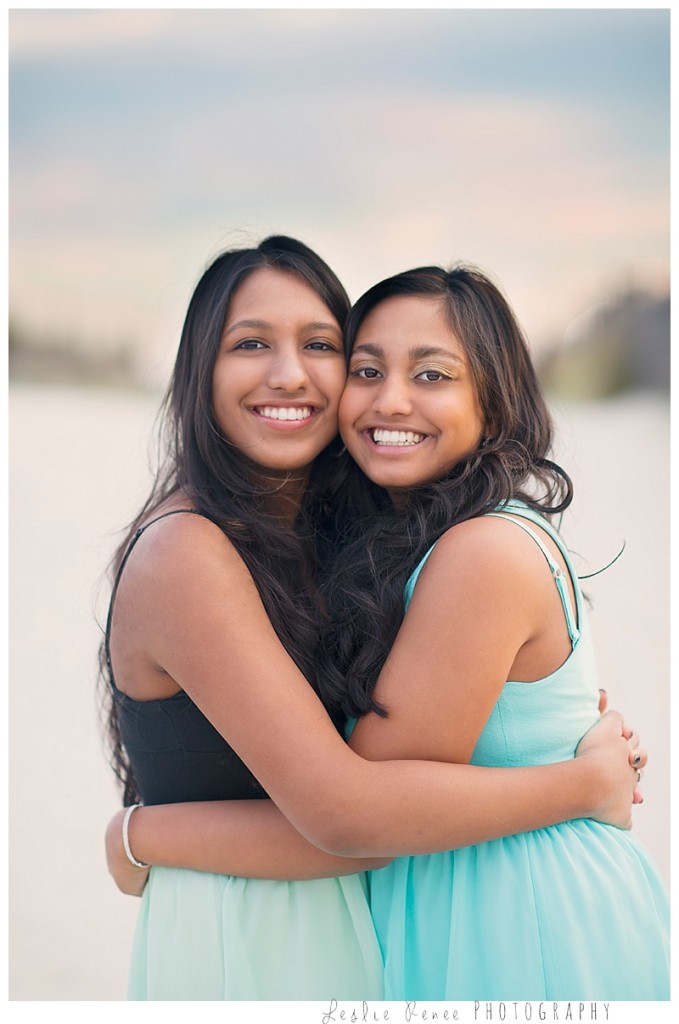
[
  {"xmin": 100, "ymin": 236, "xmax": 350, "ymax": 804},
  {"xmin": 317, "ymin": 264, "xmax": 573, "ymax": 721}
]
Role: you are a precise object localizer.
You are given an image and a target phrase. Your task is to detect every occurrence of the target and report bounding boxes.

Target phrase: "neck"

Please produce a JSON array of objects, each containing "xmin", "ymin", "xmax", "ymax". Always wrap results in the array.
[
  {"xmin": 253, "ymin": 468, "xmax": 310, "ymax": 525},
  {"xmin": 386, "ymin": 487, "xmax": 408, "ymax": 509}
]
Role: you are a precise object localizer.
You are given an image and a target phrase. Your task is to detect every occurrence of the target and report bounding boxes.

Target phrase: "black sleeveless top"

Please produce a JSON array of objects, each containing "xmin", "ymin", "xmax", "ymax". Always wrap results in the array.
[{"xmin": 105, "ymin": 509, "xmax": 268, "ymax": 805}]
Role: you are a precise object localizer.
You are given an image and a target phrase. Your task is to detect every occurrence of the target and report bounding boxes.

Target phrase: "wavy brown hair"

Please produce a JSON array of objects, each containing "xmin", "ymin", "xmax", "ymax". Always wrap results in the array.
[
  {"xmin": 317, "ymin": 264, "xmax": 572, "ymax": 721},
  {"xmin": 99, "ymin": 236, "xmax": 350, "ymax": 804}
]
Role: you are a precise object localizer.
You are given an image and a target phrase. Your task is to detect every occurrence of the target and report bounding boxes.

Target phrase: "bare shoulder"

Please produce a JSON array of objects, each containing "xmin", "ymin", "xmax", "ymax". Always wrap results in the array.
[
  {"xmin": 426, "ymin": 514, "xmax": 531, "ymax": 571},
  {"xmin": 411, "ymin": 514, "xmax": 544, "ymax": 603},
  {"xmin": 128, "ymin": 503, "xmax": 251, "ymax": 592}
]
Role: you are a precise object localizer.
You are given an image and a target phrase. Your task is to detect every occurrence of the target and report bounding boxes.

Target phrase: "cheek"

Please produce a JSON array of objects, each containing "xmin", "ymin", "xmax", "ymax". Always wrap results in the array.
[
  {"xmin": 337, "ymin": 387, "xmax": 358, "ymax": 440},
  {"xmin": 323, "ymin": 363, "xmax": 348, "ymax": 407},
  {"xmin": 212, "ymin": 360, "xmax": 258, "ymax": 408},
  {"xmin": 211, "ymin": 377, "xmax": 232, "ymax": 419}
]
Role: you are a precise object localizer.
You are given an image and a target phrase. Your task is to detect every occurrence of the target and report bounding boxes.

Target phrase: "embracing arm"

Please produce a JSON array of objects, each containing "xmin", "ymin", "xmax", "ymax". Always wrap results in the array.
[
  {"xmin": 348, "ymin": 514, "xmax": 645, "ymax": 817},
  {"xmin": 106, "ymin": 697, "xmax": 635, "ymax": 894},
  {"xmin": 349, "ymin": 514, "xmax": 566, "ymax": 765},
  {"xmin": 108, "ymin": 514, "xmax": 642, "ymax": 884},
  {"xmin": 107, "ymin": 799, "xmax": 391, "ymax": 893},
  {"xmin": 109, "ymin": 707, "xmax": 640, "ymax": 894}
]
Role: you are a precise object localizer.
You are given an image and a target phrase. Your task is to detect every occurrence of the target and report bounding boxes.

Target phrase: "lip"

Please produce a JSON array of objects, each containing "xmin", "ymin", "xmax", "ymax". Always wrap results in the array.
[{"xmin": 250, "ymin": 403, "xmax": 321, "ymax": 431}]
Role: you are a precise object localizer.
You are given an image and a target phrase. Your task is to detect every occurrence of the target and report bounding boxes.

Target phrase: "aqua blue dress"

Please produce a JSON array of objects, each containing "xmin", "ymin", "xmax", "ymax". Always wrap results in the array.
[{"xmin": 366, "ymin": 503, "xmax": 670, "ymax": 1000}]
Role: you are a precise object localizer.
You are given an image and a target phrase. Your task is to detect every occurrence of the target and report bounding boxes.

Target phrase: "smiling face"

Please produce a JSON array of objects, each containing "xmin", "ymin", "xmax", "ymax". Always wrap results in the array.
[
  {"xmin": 339, "ymin": 293, "xmax": 486, "ymax": 494},
  {"xmin": 211, "ymin": 266, "xmax": 346, "ymax": 475}
]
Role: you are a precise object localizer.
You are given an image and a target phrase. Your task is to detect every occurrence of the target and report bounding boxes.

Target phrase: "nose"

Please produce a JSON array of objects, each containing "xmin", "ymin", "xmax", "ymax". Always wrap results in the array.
[
  {"xmin": 371, "ymin": 373, "xmax": 414, "ymax": 417},
  {"xmin": 267, "ymin": 345, "xmax": 309, "ymax": 392}
]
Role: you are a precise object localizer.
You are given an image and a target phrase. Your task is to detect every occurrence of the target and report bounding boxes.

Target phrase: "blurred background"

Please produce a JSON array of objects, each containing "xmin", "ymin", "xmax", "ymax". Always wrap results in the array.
[{"xmin": 8, "ymin": 6, "xmax": 670, "ymax": 1005}]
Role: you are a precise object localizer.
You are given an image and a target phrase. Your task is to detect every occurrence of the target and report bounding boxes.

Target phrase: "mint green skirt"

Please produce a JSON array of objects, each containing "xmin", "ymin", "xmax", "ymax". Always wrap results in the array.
[{"xmin": 128, "ymin": 866, "xmax": 384, "ymax": 1000}]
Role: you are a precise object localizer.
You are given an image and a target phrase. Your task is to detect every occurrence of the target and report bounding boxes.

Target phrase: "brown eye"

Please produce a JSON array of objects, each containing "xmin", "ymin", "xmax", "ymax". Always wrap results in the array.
[
  {"xmin": 234, "ymin": 339, "xmax": 267, "ymax": 350},
  {"xmin": 416, "ymin": 370, "xmax": 446, "ymax": 382},
  {"xmin": 305, "ymin": 340, "xmax": 337, "ymax": 351},
  {"xmin": 351, "ymin": 366, "xmax": 381, "ymax": 379}
]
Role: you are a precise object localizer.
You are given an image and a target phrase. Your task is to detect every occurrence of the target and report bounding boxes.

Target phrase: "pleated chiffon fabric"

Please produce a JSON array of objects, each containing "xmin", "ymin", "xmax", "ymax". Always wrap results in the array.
[
  {"xmin": 128, "ymin": 869, "xmax": 384, "ymax": 1000},
  {"xmin": 367, "ymin": 503, "xmax": 670, "ymax": 1001}
]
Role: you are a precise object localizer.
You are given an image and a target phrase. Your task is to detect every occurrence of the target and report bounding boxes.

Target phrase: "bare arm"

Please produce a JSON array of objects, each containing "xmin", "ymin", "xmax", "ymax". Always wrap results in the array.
[
  {"xmin": 107, "ymin": 799, "xmax": 392, "ymax": 895},
  {"xmin": 108, "ymin": 707, "xmax": 643, "ymax": 896},
  {"xmin": 109, "ymin": 514, "xmax": 641, "ymax": 872},
  {"xmin": 348, "ymin": 514, "xmax": 647, "ymax": 824},
  {"xmin": 350, "ymin": 515, "xmax": 575, "ymax": 764}
]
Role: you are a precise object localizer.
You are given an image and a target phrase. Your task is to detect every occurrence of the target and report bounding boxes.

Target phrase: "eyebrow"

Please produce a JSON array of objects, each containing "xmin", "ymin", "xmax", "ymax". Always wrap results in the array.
[
  {"xmin": 224, "ymin": 318, "xmax": 341, "ymax": 337},
  {"xmin": 351, "ymin": 342, "xmax": 464, "ymax": 364}
]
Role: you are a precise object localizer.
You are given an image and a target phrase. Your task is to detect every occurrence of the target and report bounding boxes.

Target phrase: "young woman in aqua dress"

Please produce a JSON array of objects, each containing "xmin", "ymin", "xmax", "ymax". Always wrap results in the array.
[
  {"xmin": 103, "ymin": 243, "xmax": 648, "ymax": 1001},
  {"xmin": 325, "ymin": 266, "xmax": 670, "ymax": 1000}
]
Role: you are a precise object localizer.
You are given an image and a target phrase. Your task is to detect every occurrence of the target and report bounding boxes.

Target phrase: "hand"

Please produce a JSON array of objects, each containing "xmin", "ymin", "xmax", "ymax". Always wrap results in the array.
[
  {"xmin": 598, "ymin": 692, "xmax": 647, "ymax": 802},
  {"xmin": 575, "ymin": 710, "xmax": 647, "ymax": 829},
  {"xmin": 618, "ymin": 716, "xmax": 647, "ymax": 806},
  {"xmin": 105, "ymin": 807, "xmax": 151, "ymax": 897}
]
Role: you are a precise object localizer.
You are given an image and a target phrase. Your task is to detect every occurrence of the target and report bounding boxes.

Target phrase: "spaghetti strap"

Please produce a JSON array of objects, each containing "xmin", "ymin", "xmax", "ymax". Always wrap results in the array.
[
  {"xmin": 104, "ymin": 508, "xmax": 206, "ymax": 685},
  {"xmin": 486, "ymin": 511, "xmax": 581, "ymax": 648}
]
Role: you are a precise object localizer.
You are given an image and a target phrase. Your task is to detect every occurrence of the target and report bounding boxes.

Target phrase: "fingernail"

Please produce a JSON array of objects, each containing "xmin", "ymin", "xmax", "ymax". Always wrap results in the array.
[
  {"xmin": 633, "ymin": 754, "xmax": 641, "ymax": 766},
  {"xmin": 599, "ymin": 688, "xmax": 607, "ymax": 695}
]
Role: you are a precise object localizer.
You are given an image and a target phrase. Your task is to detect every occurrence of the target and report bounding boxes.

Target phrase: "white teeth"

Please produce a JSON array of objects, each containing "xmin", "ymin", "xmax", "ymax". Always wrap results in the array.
[
  {"xmin": 258, "ymin": 406, "xmax": 313, "ymax": 421},
  {"xmin": 372, "ymin": 428, "xmax": 425, "ymax": 446}
]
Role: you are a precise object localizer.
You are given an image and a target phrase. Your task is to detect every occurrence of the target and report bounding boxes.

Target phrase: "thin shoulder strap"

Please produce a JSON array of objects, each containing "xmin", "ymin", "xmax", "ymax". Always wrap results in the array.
[
  {"xmin": 486, "ymin": 511, "xmax": 581, "ymax": 648},
  {"xmin": 104, "ymin": 508, "xmax": 206, "ymax": 681},
  {"xmin": 404, "ymin": 545, "xmax": 437, "ymax": 608}
]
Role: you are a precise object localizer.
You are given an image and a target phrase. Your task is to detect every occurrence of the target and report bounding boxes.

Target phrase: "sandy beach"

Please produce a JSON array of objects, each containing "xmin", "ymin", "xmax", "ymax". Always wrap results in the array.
[{"xmin": 8, "ymin": 383, "xmax": 670, "ymax": 1002}]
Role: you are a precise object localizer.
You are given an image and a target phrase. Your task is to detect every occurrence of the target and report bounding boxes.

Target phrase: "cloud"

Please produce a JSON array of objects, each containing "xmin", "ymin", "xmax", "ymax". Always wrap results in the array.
[
  {"xmin": 8, "ymin": 7, "xmax": 669, "ymax": 373},
  {"xmin": 9, "ymin": 7, "xmax": 669, "ymax": 107},
  {"xmin": 9, "ymin": 8, "xmax": 172, "ymax": 59}
]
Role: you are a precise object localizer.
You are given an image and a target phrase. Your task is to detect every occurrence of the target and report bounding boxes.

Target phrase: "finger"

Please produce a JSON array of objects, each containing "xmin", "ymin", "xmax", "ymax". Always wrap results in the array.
[
  {"xmin": 633, "ymin": 787, "xmax": 644, "ymax": 805},
  {"xmin": 623, "ymin": 726, "xmax": 639, "ymax": 747},
  {"xmin": 601, "ymin": 708, "xmax": 623, "ymax": 731},
  {"xmin": 606, "ymin": 708, "xmax": 634, "ymax": 741},
  {"xmin": 598, "ymin": 689, "xmax": 608, "ymax": 714},
  {"xmin": 630, "ymin": 746, "xmax": 647, "ymax": 769}
]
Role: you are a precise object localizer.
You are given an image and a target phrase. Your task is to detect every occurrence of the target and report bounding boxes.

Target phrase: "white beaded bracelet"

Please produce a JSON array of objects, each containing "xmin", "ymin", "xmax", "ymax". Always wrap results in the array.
[{"xmin": 122, "ymin": 803, "xmax": 150, "ymax": 869}]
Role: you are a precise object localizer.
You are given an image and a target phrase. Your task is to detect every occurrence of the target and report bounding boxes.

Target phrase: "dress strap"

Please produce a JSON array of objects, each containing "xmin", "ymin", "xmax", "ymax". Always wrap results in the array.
[
  {"xmin": 104, "ymin": 508, "xmax": 206, "ymax": 684},
  {"xmin": 404, "ymin": 545, "xmax": 437, "ymax": 608},
  {"xmin": 486, "ymin": 511, "xmax": 581, "ymax": 648}
]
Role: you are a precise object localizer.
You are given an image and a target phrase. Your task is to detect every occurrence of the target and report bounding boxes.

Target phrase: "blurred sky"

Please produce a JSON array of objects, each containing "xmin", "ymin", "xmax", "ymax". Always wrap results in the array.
[{"xmin": 8, "ymin": 5, "xmax": 670, "ymax": 387}]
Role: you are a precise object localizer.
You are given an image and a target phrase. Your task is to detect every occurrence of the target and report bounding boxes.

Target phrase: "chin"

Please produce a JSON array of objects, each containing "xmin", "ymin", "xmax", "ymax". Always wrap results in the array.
[{"xmin": 374, "ymin": 474, "xmax": 423, "ymax": 491}]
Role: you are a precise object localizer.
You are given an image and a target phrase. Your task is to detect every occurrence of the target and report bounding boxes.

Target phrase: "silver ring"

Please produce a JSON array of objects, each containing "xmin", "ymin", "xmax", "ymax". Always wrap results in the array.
[{"xmin": 635, "ymin": 768, "xmax": 642, "ymax": 783}]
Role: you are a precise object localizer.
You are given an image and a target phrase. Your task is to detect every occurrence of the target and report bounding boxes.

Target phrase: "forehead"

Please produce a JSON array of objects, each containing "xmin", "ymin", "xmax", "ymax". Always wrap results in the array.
[
  {"xmin": 354, "ymin": 294, "xmax": 464, "ymax": 356},
  {"xmin": 227, "ymin": 266, "xmax": 335, "ymax": 322}
]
